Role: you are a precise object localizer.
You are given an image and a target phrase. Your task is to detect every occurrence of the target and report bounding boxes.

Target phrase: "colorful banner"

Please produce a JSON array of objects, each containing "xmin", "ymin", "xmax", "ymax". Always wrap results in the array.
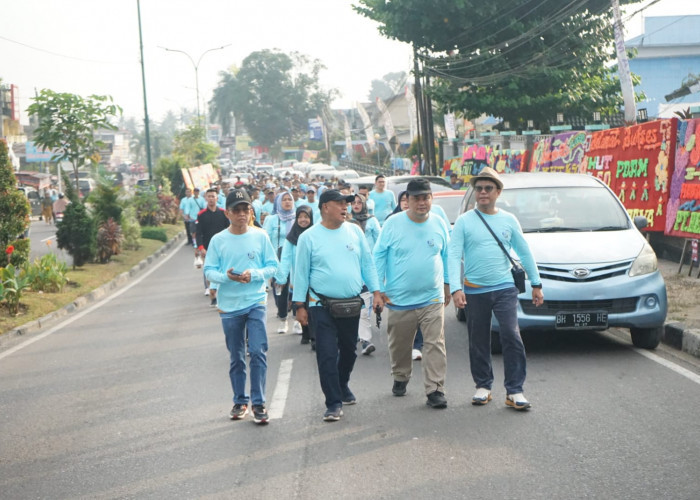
[
  {"xmin": 666, "ymin": 119, "xmax": 700, "ymax": 237},
  {"xmin": 442, "ymin": 145, "xmax": 529, "ymax": 180},
  {"xmin": 200, "ymin": 163, "xmax": 219, "ymax": 185},
  {"xmin": 308, "ymin": 118, "xmax": 323, "ymax": 141},
  {"xmin": 181, "ymin": 168, "xmax": 194, "ymax": 190},
  {"xmin": 302, "ymin": 150, "xmax": 319, "ymax": 162},
  {"xmin": 583, "ymin": 119, "xmax": 678, "ymax": 231},
  {"xmin": 530, "ymin": 131, "xmax": 589, "ymax": 173},
  {"xmin": 235, "ymin": 135, "xmax": 252, "ymax": 151}
]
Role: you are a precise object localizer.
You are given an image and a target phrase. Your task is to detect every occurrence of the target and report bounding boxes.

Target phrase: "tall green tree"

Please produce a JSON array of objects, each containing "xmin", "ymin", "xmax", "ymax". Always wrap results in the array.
[
  {"xmin": 368, "ymin": 71, "xmax": 408, "ymax": 101},
  {"xmin": 0, "ymin": 140, "xmax": 31, "ymax": 267},
  {"xmin": 211, "ymin": 49, "xmax": 336, "ymax": 148},
  {"xmin": 209, "ymin": 68, "xmax": 239, "ymax": 137},
  {"xmin": 355, "ymin": 0, "xmax": 640, "ymax": 128},
  {"xmin": 28, "ymin": 90, "xmax": 121, "ymax": 195}
]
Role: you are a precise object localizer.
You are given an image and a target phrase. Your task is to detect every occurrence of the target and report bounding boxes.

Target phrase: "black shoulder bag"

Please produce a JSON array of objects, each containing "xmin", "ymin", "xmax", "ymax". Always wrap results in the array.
[
  {"xmin": 310, "ymin": 287, "xmax": 364, "ymax": 319},
  {"xmin": 474, "ymin": 210, "xmax": 527, "ymax": 293}
]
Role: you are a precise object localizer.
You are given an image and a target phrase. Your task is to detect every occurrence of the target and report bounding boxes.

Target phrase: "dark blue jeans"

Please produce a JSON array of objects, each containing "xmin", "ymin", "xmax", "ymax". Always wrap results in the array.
[
  {"xmin": 274, "ymin": 281, "xmax": 289, "ymax": 320},
  {"xmin": 466, "ymin": 287, "xmax": 527, "ymax": 394},
  {"xmin": 220, "ymin": 305, "xmax": 268, "ymax": 406},
  {"xmin": 308, "ymin": 306, "xmax": 360, "ymax": 410}
]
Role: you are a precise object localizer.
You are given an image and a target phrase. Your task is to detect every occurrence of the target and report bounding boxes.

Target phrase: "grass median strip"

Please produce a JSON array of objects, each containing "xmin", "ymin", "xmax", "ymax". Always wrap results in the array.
[{"xmin": 0, "ymin": 224, "xmax": 182, "ymax": 334}]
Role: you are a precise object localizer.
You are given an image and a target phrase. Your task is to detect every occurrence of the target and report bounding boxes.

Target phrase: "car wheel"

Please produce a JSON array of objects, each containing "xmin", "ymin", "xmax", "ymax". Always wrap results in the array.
[
  {"xmin": 630, "ymin": 326, "xmax": 663, "ymax": 349},
  {"xmin": 456, "ymin": 305, "xmax": 466, "ymax": 322},
  {"xmin": 491, "ymin": 331, "xmax": 502, "ymax": 355}
]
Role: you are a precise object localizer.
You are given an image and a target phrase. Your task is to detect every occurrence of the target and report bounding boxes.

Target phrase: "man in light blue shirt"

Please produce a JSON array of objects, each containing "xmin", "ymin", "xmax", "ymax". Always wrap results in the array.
[
  {"xmin": 373, "ymin": 178, "xmax": 451, "ymax": 409},
  {"xmin": 299, "ymin": 186, "xmax": 321, "ymax": 224},
  {"xmin": 293, "ymin": 189, "xmax": 384, "ymax": 422},
  {"xmin": 368, "ymin": 175, "xmax": 396, "ymax": 225},
  {"xmin": 179, "ymin": 188, "xmax": 194, "ymax": 245},
  {"xmin": 204, "ymin": 188, "xmax": 278, "ymax": 425}
]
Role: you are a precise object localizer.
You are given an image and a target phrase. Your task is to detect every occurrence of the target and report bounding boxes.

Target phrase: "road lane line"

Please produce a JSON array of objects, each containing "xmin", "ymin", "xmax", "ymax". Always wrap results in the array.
[
  {"xmin": 0, "ymin": 241, "xmax": 186, "ymax": 361},
  {"xmin": 40, "ymin": 236, "xmax": 54, "ymax": 243},
  {"xmin": 634, "ymin": 348, "xmax": 700, "ymax": 385},
  {"xmin": 269, "ymin": 358, "xmax": 293, "ymax": 420}
]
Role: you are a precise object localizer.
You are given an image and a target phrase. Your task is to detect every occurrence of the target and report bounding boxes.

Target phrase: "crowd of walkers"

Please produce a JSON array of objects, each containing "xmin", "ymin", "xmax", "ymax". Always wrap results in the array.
[{"xmin": 184, "ymin": 166, "xmax": 544, "ymax": 425}]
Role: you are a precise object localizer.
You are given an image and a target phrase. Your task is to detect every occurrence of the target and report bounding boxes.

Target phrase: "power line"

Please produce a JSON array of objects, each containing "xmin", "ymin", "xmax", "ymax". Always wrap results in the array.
[{"xmin": 0, "ymin": 34, "xmax": 135, "ymax": 65}]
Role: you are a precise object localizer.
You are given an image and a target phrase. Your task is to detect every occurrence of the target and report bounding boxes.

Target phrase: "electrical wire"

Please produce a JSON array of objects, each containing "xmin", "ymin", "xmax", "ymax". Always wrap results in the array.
[{"xmin": 0, "ymin": 35, "xmax": 135, "ymax": 65}]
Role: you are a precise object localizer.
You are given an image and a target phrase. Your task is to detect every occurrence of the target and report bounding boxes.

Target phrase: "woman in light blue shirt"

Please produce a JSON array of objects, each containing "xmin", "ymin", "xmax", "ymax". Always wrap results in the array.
[{"xmin": 274, "ymin": 205, "xmax": 314, "ymax": 346}]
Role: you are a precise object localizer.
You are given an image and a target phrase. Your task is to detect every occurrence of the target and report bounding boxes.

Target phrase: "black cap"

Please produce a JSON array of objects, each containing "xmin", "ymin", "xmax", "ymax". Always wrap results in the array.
[
  {"xmin": 319, "ymin": 189, "xmax": 354, "ymax": 207},
  {"xmin": 226, "ymin": 188, "xmax": 252, "ymax": 209},
  {"xmin": 406, "ymin": 178, "xmax": 432, "ymax": 196}
]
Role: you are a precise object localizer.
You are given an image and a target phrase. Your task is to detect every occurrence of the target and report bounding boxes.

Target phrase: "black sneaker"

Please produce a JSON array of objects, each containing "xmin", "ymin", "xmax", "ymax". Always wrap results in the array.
[
  {"xmin": 210, "ymin": 297, "xmax": 217, "ymax": 307},
  {"xmin": 300, "ymin": 338, "xmax": 310, "ymax": 345},
  {"xmin": 426, "ymin": 391, "xmax": 447, "ymax": 409},
  {"xmin": 252, "ymin": 405, "xmax": 269, "ymax": 425},
  {"xmin": 342, "ymin": 387, "xmax": 357, "ymax": 405},
  {"xmin": 230, "ymin": 403, "xmax": 248, "ymax": 420},
  {"xmin": 392, "ymin": 380, "xmax": 408, "ymax": 397},
  {"xmin": 323, "ymin": 407, "xmax": 343, "ymax": 422},
  {"xmin": 361, "ymin": 341, "xmax": 376, "ymax": 355}
]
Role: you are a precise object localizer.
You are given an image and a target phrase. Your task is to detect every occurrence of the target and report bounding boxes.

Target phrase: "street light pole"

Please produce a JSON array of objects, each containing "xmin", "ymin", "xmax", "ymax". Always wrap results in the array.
[{"xmin": 160, "ymin": 44, "xmax": 231, "ymax": 125}]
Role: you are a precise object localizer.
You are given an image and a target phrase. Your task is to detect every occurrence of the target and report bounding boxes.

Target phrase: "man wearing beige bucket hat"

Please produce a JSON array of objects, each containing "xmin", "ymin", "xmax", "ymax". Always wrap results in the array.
[{"xmin": 447, "ymin": 167, "xmax": 544, "ymax": 411}]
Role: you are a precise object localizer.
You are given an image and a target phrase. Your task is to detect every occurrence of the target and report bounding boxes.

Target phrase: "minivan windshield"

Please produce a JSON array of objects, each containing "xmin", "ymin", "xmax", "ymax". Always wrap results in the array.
[{"xmin": 496, "ymin": 186, "xmax": 630, "ymax": 233}]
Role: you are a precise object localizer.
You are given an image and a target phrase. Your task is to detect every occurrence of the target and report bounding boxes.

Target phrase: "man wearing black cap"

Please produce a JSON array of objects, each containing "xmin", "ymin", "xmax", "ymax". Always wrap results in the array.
[
  {"xmin": 374, "ymin": 177, "xmax": 451, "ymax": 408},
  {"xmin": 204, "ymin": 188, "xmax": 279, "ymax": 425},
  {"xmin": 448, "ymin": 167, "xmax": 543, "ymax": 411},
  {"xmin": 292, "ymin": 189, "xmax": 384, "ymax": 422}
]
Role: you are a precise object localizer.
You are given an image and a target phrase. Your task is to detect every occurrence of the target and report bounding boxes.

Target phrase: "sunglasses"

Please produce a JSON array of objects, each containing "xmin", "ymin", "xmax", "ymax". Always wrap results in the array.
[{"xmin": 474, "ymin": 185, "xmax": 496, "ymax": 193}]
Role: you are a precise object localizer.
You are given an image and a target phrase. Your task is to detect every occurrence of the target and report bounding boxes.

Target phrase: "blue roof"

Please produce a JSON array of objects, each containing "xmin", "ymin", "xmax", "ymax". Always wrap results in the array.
[{"xmin": 627, "ymin": 15, "xmax": 700, "ymax": 47}]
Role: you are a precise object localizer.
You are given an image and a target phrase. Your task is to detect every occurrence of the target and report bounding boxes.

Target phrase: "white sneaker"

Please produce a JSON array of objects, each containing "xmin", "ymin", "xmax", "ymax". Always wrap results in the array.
[
  {"xmin": 472, "ymin": 388, "xmax": 492, "ymax": 405},
  {"xmin": 293, "ymin": 320, "xmax": 303, "ymax": 334},
  {"xmin": 204, "ymin": 289, "xmax": 210, "ymax": 296},
  {"xmin": 412, "ymin": 349, "xmax": 422, "ymax": 361},
  {"xmin": 277, "ymin": 319, "xmax": 288, "ymax": 334},
  {"xmin": 505, "ymin": 393, "xmax": 531, "ymax": 410},
  {"xmin": 194, "ymin": 256, "xmax": 203, "ymax": 268}
]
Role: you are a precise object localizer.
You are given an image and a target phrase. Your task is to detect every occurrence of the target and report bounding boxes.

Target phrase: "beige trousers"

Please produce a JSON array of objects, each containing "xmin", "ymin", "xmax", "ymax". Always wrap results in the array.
[{"xmin": 387, "ymin": 302, "xmax": 446, "ymax": 395}]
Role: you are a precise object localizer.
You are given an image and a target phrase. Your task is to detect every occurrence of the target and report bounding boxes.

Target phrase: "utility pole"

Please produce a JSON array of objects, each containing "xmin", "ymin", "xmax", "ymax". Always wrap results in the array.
[
  {"xmin": 136, "ymin": 0, "xmax": 153, "ymax": 181},
  {"xmin": 413, "ymin": 47, "xmax": 424, "ymax": 173}
]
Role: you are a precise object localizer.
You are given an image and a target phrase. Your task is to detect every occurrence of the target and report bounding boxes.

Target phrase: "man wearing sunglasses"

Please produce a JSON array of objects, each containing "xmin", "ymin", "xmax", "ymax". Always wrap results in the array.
[{"xmin": 447, "ymin": 167, "xmax": 543, "ymax": 411}]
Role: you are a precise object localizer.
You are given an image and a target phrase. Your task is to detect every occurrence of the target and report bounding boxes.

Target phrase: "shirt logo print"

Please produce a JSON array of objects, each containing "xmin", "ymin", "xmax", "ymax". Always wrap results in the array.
[
  {"xmin": 346, "ymin": 244, "xmax": 354, "ymax": 252},
  {"xmin": 427, "ymin": 239, "xmax": 435, "ymax": 247},
  {"xmin": 247, "ymin": 252, "xmax": 255, "ymax": 260}
]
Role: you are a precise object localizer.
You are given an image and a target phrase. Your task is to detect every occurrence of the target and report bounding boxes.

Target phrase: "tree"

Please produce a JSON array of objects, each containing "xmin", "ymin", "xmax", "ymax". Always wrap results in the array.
[
  {"xmin": 209, "ymin": 68, "xmax": 239, "ymax": 137},
  {"xmin": 172, "ymin": 123, "xmax": 219, "ymax": 165},
  {"xmin": 368, "ymin": 71, "xmax": 408, "ymax": 101},
  {"xmin": 0, "ymin": 140, "xmax": 31, "ymax": 267},
  {"xmin": 355, "ymin": 0, "xmax": 640, "ymax": 128},
  {"xmin": 28, "ymin": 90, "xmax": 121, "ymax": 194},
  {"xmin": 211, "ymin": 49, "xmax": 336, "ymax": 148}
]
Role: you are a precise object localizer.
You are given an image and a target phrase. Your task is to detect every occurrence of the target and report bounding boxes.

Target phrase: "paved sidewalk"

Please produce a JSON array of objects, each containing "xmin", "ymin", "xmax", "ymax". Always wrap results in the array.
[{"xmin": 659, "ymin": 257, "xmax": 700, "ymax": 358}]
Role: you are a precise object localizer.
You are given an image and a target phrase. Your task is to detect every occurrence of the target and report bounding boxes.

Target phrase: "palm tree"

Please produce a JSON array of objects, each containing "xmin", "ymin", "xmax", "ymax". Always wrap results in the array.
[{"xmin": 209, "ymin": 70, "xmax": 239, "ymax": 137}]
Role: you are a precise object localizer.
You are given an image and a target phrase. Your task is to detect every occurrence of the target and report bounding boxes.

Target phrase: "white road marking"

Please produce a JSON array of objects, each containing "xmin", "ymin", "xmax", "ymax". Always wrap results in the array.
[
  {"xmin": 40, "ymin": 236, "xmax": 54, "ymax": 243},
  {"xmin": 269, "ymin": 358, "xmax": 293, "ymax": 420},
  {"xmin": 634, "ymin": 347, "xmax": 700, "ymax": 385},
  {"xmin": 0, "ymin": 241, "xmax": 186, "ymax": 361}
]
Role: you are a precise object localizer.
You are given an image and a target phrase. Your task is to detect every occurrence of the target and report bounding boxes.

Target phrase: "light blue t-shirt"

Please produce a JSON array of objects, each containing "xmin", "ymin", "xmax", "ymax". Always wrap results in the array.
[
  {"xmin": 217, "ymin": 192, "xmax": 226, "ymax": 209},
  {"xmin": 293, "ymin": 222, "xmax": 379, "ymax": 306},
  {"xmin": 297, "ymin": 200, "xmax": 321, "ymax": 225},
  {"xmin": 262, "ymin": 200, "xmax": 274, "ymax": 216},
  {"xmin": 373, "ymin": 211, "xmax": 450, "ymax": 308},
  {"xmin": 179, "ymin": 196, "xmax": 192, "ymax": 219},
  {"xmin": 204, "ymin": 228, "xmax": 278, "ymax": 313},
  {"xmin": 369, "ymin": 189, "xmax": 396, "ymax": 225},
  {"xmin": 186, "ymin": 195, "xmax": 206, "ymax": 220},
  {"xmin": 447, "ymin": 209, "xmax": 541, "ymax": 295},
  {"xmin": 252, "ymin": 199, "xmax": 263, "ymax": 223},
  {"xmin": 274, "ymin": 238, "xmax": 296, "ymax": 285},
  {"xmin": 431, "ymin": 204, "xmax": 452, "ymax": 234},
  {"xmin": 356, "ymin": 216, "xmax": 382, "ymax": 251}
]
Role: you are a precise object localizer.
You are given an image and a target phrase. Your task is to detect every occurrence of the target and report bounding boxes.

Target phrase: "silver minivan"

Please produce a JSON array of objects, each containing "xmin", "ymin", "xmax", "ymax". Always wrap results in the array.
[{"xmin": 457, "ymin": 172, "xmax": 667, "ymax": 351}]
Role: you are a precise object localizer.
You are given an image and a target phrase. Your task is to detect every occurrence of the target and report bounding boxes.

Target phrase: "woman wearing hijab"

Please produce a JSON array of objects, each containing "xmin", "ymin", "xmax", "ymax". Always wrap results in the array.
[
  {"xmin": 274, "ymin": 206, "xmax": 314, "ymax": 346},
  {"xmin": 350, "ymin": 194, "xmax": 382, "ymax": 250},
  {"xmin": 263, "ymin": 192, "xmax": 297, "ymax": 333},
  {"xmin": 348, "ymin": 193, "xmax": 382, "ymax": 356},
  {"xmin": 386, "ymin": 190, "xmax": 424, "ymax": 361}
]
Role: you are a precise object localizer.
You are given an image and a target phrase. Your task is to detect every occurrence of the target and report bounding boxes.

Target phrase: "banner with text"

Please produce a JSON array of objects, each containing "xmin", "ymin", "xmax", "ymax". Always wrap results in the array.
[
  {"xmin": 666, "ymin": 119, "xmax": 700, "ymax": 237},
  {"xmin": 529, "ymin": 131, "xmax": 589, "ymax": 173},
  {"xmin": 583, "ymin": 119, "xmax": 678, "ymax": 231}
]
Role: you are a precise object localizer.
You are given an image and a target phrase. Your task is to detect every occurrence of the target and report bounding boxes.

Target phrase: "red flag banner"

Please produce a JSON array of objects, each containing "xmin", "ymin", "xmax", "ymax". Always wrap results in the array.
[{"xmin": 583, "ymin": 119, "xmax": 677, "ymax": 231}]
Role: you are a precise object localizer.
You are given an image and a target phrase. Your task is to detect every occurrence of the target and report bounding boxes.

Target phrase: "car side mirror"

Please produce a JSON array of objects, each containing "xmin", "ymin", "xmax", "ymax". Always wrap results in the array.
[{"xmin": 633, "ymin": 215, "xmax": 648, "ymax": 230}]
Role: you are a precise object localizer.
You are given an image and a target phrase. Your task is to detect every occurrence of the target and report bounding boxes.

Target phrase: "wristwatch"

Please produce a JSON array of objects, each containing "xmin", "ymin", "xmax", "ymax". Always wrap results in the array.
[{"xmin": 531, "ymin": 284, "xmax": 542, "ymax": 289}]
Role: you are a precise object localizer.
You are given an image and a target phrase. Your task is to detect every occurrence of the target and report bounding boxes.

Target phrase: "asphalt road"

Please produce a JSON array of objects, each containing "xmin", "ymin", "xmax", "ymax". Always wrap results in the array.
[{"xmin": 1, "ymin": 241, "xmax": 699, "ymax": 499}]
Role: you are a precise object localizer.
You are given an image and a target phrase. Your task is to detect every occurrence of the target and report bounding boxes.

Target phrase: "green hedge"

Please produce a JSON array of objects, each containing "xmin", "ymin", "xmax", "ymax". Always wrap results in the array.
[{"xmin": 140, "ymin": 227, "xmax": 168, "ymax": 242}]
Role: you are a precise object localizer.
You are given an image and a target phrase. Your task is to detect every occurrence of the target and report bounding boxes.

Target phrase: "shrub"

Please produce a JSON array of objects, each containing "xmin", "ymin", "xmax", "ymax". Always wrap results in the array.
[
  {"xmin": 1, "ymin": 264, "xmax": 30, "ymax": 316},
  {"xmin": 23, "ymin": 253, "xmax": 68, "ymax": 293},
  {"xmin": 7, "ymin": 239, "xmax": 30, "ymax": 268},
  {"xmin": 56, "ymin": 201, "xmax": 96, "ymax": 267},
  {"xmin": 90, "ymin": 179, "xmax": 123, "ymax": 225},
  {"xmin": 121, "ymin": 206, "xmax": 141, "ymax": 250},
  {"xmin": 96, "ymin": 217, "xmax": 123, "ymax": 263},
  {"xmin": 132, "ymin": 190, "xmax": 161, "ymax": 226},
  {"xmin": 0, "ymin": 140, "xmax": 30, "ymax": 266},
  {"xmin": 141, "ymin": 227, "xmax": 168, "ymax": 242},
  {"xmin": 157, "ymin": 192, "xmax": 180, "ymax": 224}
]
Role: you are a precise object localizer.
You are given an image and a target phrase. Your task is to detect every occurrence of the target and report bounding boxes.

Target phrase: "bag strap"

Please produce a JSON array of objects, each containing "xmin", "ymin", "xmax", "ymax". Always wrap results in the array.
[{"xmin": 474, "ymin": 209, "xmax": 518, "ymax": 268}]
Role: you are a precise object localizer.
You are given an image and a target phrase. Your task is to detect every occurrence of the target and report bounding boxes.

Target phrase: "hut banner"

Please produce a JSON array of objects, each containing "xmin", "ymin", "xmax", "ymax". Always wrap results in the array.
[
  {"xmin": 583, "ymin": 119, "xmax": 677, "ymax": 231},
  {"xmin": 666, "ymin": 119, "xmax": 700, "ymax": 237},
  {"xmin": 443, "ymin": 145, "xmax": 528, "ymax": 180}
]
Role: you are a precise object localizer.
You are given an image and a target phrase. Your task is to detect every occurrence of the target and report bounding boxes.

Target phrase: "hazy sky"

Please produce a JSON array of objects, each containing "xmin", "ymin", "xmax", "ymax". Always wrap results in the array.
[{"xmin": 1, "ymin": 0, "xmax": 697, "ymax": 125}]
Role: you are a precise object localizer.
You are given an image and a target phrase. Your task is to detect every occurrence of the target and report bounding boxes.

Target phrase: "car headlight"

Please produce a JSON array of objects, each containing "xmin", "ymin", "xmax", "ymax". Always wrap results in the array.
[{"xmin": 629, "ymin": 242, "xmax": 658, "ymax": 277}]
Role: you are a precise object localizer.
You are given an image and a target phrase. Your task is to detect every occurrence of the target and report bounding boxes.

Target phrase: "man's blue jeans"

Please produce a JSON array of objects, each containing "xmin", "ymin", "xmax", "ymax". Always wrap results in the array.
[
  {"xmin": 465, "ymin": 287, "xmax": 527, "ymax": 394},
  {"xmin": 220, "ymin": 305, "xmax": 268, "ymax": 406},
  {"xmin": 308, "ymin": 306, "xmax": 360, "ymax": 410}
]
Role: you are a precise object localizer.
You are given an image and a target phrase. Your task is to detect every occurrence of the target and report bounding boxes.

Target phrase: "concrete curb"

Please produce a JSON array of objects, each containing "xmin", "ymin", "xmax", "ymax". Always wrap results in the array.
[
  {"xmin": 0, "ymin": 231, "xmax": 185, "ymax": 350},
  {"xmin": 663, "ymin": 322, "xmax": 700, "ymax": 358}
]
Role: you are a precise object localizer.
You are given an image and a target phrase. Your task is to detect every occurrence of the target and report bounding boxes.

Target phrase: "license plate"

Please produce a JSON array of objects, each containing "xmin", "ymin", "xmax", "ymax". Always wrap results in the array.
[{"xmin": 555, "ymin": 311, "xmax": 608, "ymax": 329}]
